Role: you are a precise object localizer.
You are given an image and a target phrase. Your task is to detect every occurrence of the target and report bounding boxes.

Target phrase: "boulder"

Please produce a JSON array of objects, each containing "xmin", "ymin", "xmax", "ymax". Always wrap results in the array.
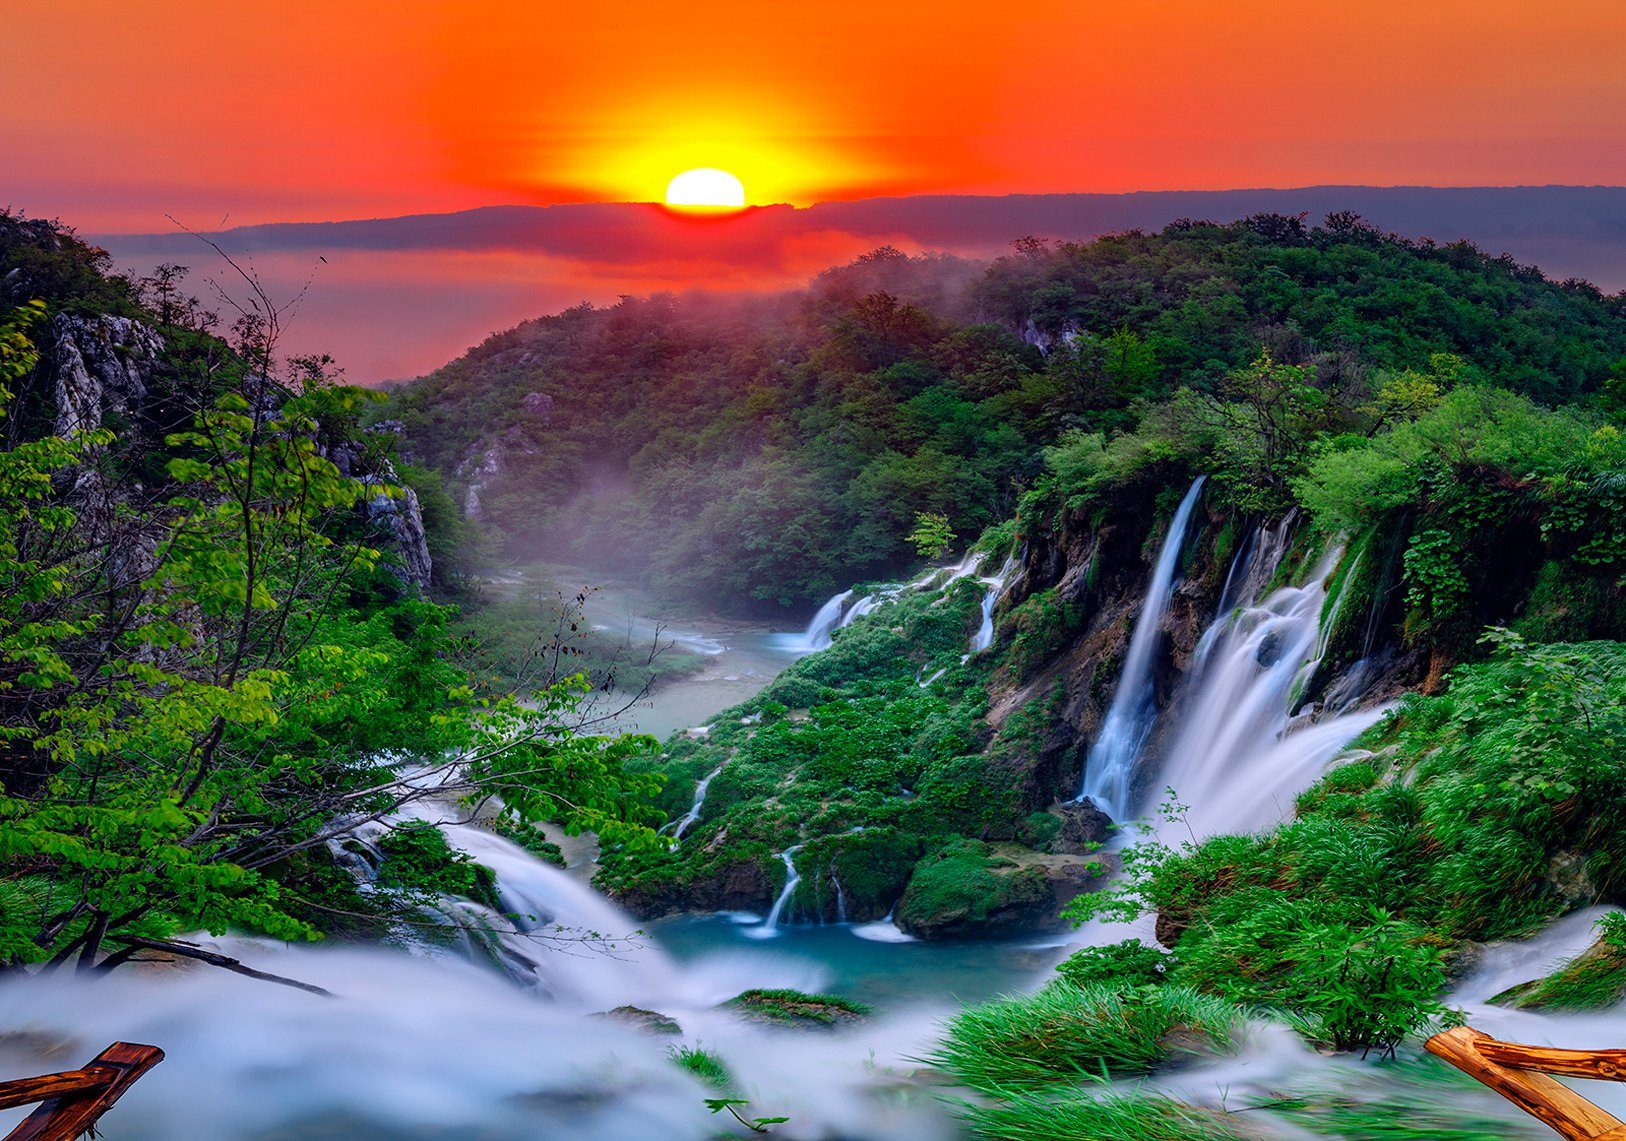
[{"xmin": 590, "ymin": 1006, "xmax": 682, "ymax": 1036}]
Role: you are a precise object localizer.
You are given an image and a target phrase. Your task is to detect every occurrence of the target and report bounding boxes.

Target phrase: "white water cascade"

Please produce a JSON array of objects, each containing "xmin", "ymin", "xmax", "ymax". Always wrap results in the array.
[
  {"xmin": 788, "ymin": 589, "xmax": 855, "ymax": 652},
  {"xmin": 1078, "ymin": 476, "xmax": 1207, "ymax": 816},
  {"xmin": 1154, "ymin": 545, "xmax": 1390, "ymax": 839},
  {"xmin": 0, "ymin": 814, "xmax": 959, "ymax": 1141},
  {"xmin": 667, "ymin": 763, "xmax": 726, "ymax": 840},
  {"xmin": 746, "ymin": 844, "xmax": 806, "ymax": 939},
  {"xmin": 781, "ymin": 549, "xmax": 1001, "ymax": 655},
  {"xmin": 968, "ymin": 555, "xmax": 1021, "ymax": 654}
]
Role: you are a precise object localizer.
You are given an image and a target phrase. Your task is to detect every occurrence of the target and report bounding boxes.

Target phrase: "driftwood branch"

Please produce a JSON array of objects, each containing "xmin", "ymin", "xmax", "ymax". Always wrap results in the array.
[
  {"xmin": 1425, "ymin": 1025, "xmax": 1626, "ymax": 1140},
  {"xmin": 105, "ymin": 935, "xmax": 334, "ymax": 997},
  {"xmin": 0, "ymin": 1041, "xmax": 163, "ymax": 1141}
]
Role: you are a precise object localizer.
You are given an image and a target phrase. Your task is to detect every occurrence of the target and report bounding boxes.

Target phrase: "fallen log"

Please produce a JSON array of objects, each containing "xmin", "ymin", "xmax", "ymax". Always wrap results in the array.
[
  {"xmin": 0, "ymin": 1042, "xmax": 162, "ymax": 1141},
  {"xmin": 1425, "ymin": 1025, "xmax": 1626, "ymax": 1140}
]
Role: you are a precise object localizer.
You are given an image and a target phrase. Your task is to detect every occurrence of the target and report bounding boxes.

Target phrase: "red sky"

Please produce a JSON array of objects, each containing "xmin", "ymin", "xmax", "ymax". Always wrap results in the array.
[{"xmin": 8, "ymin": 0, "xmax": 1626, "ymax": 232}]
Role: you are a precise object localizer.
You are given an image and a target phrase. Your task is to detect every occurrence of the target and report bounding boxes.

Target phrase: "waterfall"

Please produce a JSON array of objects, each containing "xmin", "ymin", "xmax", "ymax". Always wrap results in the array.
[
  {"xmin": 780, "ymin": 549, "xmax": 999, "ymax": 655},
  {"xmin": 668, "ymin": 763, "xmax": 725, "ymax": 839},
  {"xmin": 745, "ymin": 845, "xmax": 805, "ymax": 939},
  {"xmin": 788, "ymin": 589, "xmax": 854, "ymax": 652},
  {"xmin": 968, "ymin": 555, "xmax": 1021, "ymax": 654},
  {"xmin": 832, "ymin": 869, "xmax": 849, "ymax": 923},
  {"xmin": 1153, "ymin": 545, "xmax": 1392, "ymax": 839},
  {"xmin": 1078, "ymin": 476, "xmax": 1207, "ymax": 815}
]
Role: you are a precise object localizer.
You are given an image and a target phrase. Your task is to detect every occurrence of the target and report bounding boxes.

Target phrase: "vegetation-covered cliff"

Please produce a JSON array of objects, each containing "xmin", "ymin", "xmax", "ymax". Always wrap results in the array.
[{"xmin": 390, "ymin": 214, "xmax": 1626, "ymax": 616}]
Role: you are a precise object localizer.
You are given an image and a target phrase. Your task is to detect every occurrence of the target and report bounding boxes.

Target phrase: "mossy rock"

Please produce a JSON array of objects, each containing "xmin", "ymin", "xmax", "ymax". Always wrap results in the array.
[
  {"xmin": 896, "ymin": 838, "xmax": 1100, "ymax": 940},
  {"xmin": 591, "ymin": 1005, "xmax": 683, "ymax": 1036},
  {"xmin": 1492, "ymin": 938, "xmax": 1626, "ymax": 1011},
  {"xmin": 724, "ymin": 988, "xmax": 873, "ymax": 1030}
]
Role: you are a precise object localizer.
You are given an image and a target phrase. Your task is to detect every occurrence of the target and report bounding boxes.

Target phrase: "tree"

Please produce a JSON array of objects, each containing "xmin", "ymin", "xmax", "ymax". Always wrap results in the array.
[
  {"xmin": 907, "ymin": 511, "xmax": 956, "ymax": 560},
  {"xmin": 0, "ymin": 300, "xmax": 664, "ymax": 988}
]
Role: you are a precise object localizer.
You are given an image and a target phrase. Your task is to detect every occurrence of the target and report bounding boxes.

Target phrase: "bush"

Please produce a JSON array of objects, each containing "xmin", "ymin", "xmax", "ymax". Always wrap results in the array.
[{"xmin": 1055, "ymin": 940, "xmax": 1170, "ymax": 991}]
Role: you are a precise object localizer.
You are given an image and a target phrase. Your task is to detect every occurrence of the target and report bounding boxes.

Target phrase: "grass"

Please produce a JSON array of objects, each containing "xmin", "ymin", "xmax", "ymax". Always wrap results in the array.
[
  {"xmin": 725, "ymin": 988, "xmax": 875, "ymax": 1029},
  {"xmin": 962, "ymin": 1089, "xmax": 1251, "ymax": 1141},
  {"xmin": 927, "ymin": 982, "xmax": 1240, "ymax": 1091},
  {"xmin": 668, "ymin": 1044, "xmax": 734, "ymax": 1090},
  {"xmin": 1492, "ymin": 929, "xmax": 1626, "ymax": 1012}
]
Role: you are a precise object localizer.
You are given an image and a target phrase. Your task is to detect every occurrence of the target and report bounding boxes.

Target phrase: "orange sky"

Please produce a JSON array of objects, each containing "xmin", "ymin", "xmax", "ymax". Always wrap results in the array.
[{"xmin": 7, "ymin": 0, "xmax": 1626, "ymax": 232}]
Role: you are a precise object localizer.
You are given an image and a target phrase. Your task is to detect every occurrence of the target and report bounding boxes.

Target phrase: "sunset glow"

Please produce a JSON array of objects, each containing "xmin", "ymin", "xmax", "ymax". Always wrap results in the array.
[
  {"xmin": 665, "ymin": 168, "xmax": 747, "ymax": 210},
  {"xmin": 7, "ymin": 0, "xmax": 1626, "ymax": 231}
]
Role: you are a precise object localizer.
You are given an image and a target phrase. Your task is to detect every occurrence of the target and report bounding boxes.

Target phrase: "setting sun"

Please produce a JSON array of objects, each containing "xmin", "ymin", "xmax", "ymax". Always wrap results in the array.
[{"xmin": 665, "ymin": 167, "xmax": 746, "ymax": 210}]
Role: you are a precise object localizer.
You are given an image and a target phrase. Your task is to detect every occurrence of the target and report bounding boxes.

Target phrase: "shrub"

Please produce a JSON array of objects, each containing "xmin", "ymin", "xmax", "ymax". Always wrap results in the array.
[{"xmin": 1055, "ymin": 940, "xmax": 1170, "ymax": 991}]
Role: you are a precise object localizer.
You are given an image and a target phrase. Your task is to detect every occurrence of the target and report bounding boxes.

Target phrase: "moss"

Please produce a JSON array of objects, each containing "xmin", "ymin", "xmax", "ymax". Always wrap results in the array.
[
  {"xmin": 1491, "ymin": 936, "xmax": 1626, "ymax": 1012},
  {"xmin": 896, "ymin": 838, "xmax": 1054, "ymax": 939},
  {"xmin": 486, "ymin": 816, "xmax": 567, "ymax": 868},
  {"xmin": 725, "ymin": 988, "xmax": 874, "ymax": 1029}
]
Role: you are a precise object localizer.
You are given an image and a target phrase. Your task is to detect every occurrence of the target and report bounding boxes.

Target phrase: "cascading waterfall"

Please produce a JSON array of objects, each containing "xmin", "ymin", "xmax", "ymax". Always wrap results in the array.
[
  {"xmin": 783, "ymin": 549, "xmax": 999, "ymax": 655},
  {"xmin": 746, "ymin": 845, "xmax": 806, "ymax": 938},
  {"xmin": 1152, "ymin": 543, "xmax": 1390, "ymax": 839},
  {"xmin": 667, "ymin": 763, "xmax": 726, "ymax": 839},
  {"xmin": 1077, "ymin": 476, "xmax": 1207, "ymax": 815},
  {"xmin": 968, "ymin": 555, "xmax": 1021, "ymax": 654},
  {"xmin": 790, "ymin": 589, "xmax": 854, "ymax": 652}
]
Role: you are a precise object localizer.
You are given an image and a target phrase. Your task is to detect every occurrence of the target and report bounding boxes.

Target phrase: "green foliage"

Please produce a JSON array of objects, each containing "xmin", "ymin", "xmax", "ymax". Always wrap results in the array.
[
  {"xmin": 963, "ymin": 1090, "xmax": 1250, "ymax": 1141},
  {"xmin": 395, "ymin": 218, "xmax": 1626, "ymax": 614},
  {"xmin": 0, "ymin": 260, "xmax": 665, "ymax": 973},
  {"xmin": 1054, "ymin": 940, "xmax": 1170, "ymax": 991},
  {"xmin": 907, "ymin": 511, "xmax": 956, "ymax": 560},
  {"xmin": 374, "ymin": 823, "xmax": 498, "ymax": 908},
  {"xmin": 928, "ymin": 981, "xmax": 1239, "ymax": 1090},
  {"xmin": 725, "ymin": 988, "xmax": 874, "ymax": 1028}
]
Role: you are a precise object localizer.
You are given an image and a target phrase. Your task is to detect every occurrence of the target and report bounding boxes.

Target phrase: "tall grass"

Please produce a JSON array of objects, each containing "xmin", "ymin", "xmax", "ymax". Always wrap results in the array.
[
  {"xmin": 964, "ymin": 1089, "xmax": 1250, "ymax": 1141},
  {"xmin": 927, "ymin": 982, "xmax": 1240, "ymax": 1091}
]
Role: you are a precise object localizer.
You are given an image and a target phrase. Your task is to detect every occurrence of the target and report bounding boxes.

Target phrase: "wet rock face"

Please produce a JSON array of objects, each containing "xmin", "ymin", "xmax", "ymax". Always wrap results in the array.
[
  {"xmin": 50, "ymin": 313, "xmax": 166, "ymax": 436},
  {"xmin": 1053, "ymin": 800, "xmax": 1113, "ymax": 853},
  {"xmin": 895, "ymin": 839, "xmax": 1109, "ymax": 941},
  {"xmin": 610, "ymin": 858, "xmax": 775, "ymax": 920}
]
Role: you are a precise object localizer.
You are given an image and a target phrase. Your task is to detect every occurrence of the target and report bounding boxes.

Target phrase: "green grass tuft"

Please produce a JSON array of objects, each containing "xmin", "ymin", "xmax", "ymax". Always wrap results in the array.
[{"xmin": 928, "ymin": 982, "xmax": 1239, "ymax": 1091}]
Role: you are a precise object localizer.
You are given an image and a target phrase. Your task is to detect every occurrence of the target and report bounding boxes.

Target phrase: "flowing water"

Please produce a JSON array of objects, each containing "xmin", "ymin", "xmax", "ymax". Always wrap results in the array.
[
  {"xmin": 1154, "ymin": 547, "xmax": 1390, "ymax": 838},
  {"xmin": 3, "ymin": 539, "xmax": 1614, "ymax": 1139},
  {"xmin": 1078, "ymin": 476, "xmax": 1207, "ymax": 815},
  {"xmin": 967, "ymin": 556, "xmax": 1020, "ymax": 655}
]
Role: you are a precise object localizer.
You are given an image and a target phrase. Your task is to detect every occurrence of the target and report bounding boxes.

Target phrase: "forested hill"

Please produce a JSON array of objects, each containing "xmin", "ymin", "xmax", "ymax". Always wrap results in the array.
[{"xmin": 391, "ymin": 214, "xmax": 1626, "ymax": 614}]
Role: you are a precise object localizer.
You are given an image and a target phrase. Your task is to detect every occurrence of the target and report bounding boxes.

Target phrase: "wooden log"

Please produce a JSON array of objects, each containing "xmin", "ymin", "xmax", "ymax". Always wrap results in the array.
[
  {"xmin": 1426, "ymin": 1026, "xmax": 1626, "ymax": 1141},
  {"xmin": 1478, "ymin": 1040, "xmax": 1626, "ymax": 1083},
  {"xmin": 3, "ymin": 1042, "xmax": 163, "ymax": 1141},
  {"xmin": 0, "ymin": 1072, "xmax": 111, "ymax": 1113}
]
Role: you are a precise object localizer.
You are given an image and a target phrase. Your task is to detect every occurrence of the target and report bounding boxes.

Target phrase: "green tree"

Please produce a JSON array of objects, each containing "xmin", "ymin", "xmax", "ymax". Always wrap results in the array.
[
  {"xmin": 0, "ymin": 303, "xmax": 663, "ymax": 985},
  {"xmin": 907, "ymin": 511, "xmax": 956, "ymax": 560}
]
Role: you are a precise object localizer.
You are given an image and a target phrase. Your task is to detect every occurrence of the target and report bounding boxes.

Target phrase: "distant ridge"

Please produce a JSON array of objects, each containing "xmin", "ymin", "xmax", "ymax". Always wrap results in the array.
[
  {"xmin": 92, "ymin": 186, "xmax": 1626, "ymax": 380},
  {"xmin": 103, "ymin": 185, "xmax": 1626, "ymax": 276}
]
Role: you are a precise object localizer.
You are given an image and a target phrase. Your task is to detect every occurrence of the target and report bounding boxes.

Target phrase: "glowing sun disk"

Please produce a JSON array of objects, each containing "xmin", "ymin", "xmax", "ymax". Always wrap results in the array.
[{"xmin": 665, "ymin": 167, "xmax": 746, "ymax": 210}]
